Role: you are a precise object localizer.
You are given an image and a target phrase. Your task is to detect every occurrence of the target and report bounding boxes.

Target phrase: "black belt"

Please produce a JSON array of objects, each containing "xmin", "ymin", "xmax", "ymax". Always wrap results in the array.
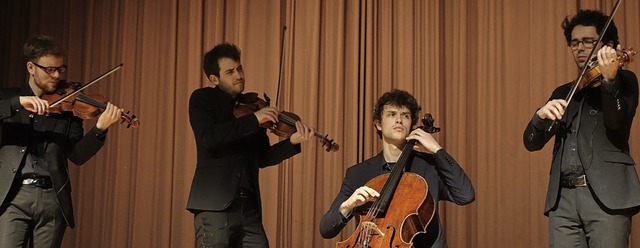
[
  {"xmin": 22, "ymin": 176, "xmax": 53, "ymax": 189},
  {"xmin": 560, "ymin": 175, "xmax": 588, "ymax": 188}
]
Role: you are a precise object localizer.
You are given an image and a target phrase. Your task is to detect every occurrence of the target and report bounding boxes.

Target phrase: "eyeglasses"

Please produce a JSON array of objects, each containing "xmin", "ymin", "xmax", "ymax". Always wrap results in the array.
[
  {"xmin": 569, "ymin": 38, "xmax": 598, "ymax": 51},
  {"xmin": 32, "ymin": 62, "xmax": 67, "ymax": 74}
]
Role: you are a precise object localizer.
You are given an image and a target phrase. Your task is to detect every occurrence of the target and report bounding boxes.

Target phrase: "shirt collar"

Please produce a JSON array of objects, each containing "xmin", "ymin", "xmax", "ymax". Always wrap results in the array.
[
  {"xmin": 383, "ymin": 162, "xmax": 396, "ymax": 171},
  {"xmin": 20, "ymin": 85, "xmax": 35, "ymax": 96}
]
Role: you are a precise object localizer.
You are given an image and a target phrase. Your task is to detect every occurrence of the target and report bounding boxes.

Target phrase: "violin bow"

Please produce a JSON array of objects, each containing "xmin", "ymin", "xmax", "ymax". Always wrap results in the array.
[
  {"xmin": 275, "ymin": 26, "xmax": 287, "ymax": 107},
  {"xmin": 548, "ymin": 0, "xmax": 622, "ymax": 132},
  {"xmin": 49, "ymin": 63, "xmax": 124, "ymax": 108}
]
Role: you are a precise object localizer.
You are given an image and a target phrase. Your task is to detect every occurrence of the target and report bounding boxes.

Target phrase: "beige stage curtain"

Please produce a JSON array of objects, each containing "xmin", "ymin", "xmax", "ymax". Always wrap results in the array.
[{"xmin": 2, "ymin": 0, "xmax": 640, "ymax": 247}]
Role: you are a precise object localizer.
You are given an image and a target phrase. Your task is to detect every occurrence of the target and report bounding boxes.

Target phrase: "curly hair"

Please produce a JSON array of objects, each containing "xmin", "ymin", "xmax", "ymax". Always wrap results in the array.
[
  {"xmin": 373, "ymin": 89, "xmax": 422, "ymax": 138},
  {"xmin": 562, "ymin": 9, "xmax": 619, "ymax": 47},
  {"xmin": 203, "ymin": 42, "xmax": 241, "ymax": 78},
  {"xmin": 23, "ymin": 35, "xmax": 65, "ymax": 62}
]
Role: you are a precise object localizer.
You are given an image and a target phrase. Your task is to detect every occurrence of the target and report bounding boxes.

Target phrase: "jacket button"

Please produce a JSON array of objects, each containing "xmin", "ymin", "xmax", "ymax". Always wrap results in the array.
[
  {"xmin": 20, "ymin": 149, "xmax": 26, "ymax": 153},
  {"xmin": 11, "ymin": 168, "xmax": 17, "ymax": 173}
]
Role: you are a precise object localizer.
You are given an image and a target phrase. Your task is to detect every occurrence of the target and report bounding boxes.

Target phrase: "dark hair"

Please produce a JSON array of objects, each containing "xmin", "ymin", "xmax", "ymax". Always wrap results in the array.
[
  {"xmin": 23, "ymin": 35, "xmax": 65, "ymax": 62},
  {"xmin": 203, "ymin": 42, "xmax": 241, "ymax": 78},
  {"xmin": 562, "ymin": 9, "xmax": 619, "ymax": 47},
  {"xmin": 373, "ymin": 89, "xmax": 421, "ymax": 138}
]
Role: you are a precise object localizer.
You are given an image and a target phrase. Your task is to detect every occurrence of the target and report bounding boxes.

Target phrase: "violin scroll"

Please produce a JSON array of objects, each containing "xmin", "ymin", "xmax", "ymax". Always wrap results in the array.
[
  {"xmin": 578, "ymin": 47, "xmax": 637, "ymax": 90},
  {"xmin": 615, "ymin": 47, "xmax": 637, "ymax": 66},
  {"xmin": 318, "ymin": 133, "xmax": 339, "ymax": 152}
]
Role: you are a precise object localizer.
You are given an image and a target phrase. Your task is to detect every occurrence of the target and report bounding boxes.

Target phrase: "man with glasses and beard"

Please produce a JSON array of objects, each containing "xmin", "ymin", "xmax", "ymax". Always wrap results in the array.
[
  {"xmin": 0, "ymin": 35, "xmax": 122, "ymax": 247},
  {"xmin": 523, "ymin": 10, "xmax": 640, "ymax": 247}
]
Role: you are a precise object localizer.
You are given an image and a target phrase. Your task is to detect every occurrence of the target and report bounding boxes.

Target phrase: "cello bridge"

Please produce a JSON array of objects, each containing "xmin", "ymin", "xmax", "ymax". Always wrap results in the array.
[{"xmin": 361, "ymin": 221, "xmax": 385, "ymax": 237}]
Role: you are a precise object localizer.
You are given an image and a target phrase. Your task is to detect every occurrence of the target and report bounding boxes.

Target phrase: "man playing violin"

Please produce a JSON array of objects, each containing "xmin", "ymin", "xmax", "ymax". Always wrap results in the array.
[
  {"xmin": 319, "ymin": 89, "xmax": 475, "ymax": 247},
  {"xmin": 0, "ymin": 36, "xmax": 122, "ymax": 247},
  {"xmin": 187, "ymin": 42, "xmax": 313, "ymax": 248},
  {"xmin": 523, "ymin": 10, "xmax": 640, "ymax": 248}
]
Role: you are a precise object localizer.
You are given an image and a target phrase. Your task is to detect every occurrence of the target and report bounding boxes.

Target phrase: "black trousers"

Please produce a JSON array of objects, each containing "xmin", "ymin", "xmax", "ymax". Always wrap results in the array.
[
  {"xmin": 194, "ymin": 193, "xmax": 269, "ymax": 248},
  {"xmin": 548, "ymin": 186, "xmax": 633, "ymax": 248},
  {"xmin": 0, "ymin": 185, "xmax": 67, "ymax": 248}
]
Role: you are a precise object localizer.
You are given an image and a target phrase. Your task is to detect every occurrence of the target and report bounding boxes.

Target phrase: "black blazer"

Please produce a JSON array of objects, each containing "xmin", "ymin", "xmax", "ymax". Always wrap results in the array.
[
  {"xmin": 186, "ymin": 87, "xmax": 300, "ymax": 212},
  {"xmin": 319, "ymin": 150, "xmax": 475, "ymax": 247},
  {"xmin": 523, "ymin": 69, "xmax": 640, "ymax": 214},
  {"xmin": 0, "ymin": 86, "xmax": 105, "ymax": 228}
]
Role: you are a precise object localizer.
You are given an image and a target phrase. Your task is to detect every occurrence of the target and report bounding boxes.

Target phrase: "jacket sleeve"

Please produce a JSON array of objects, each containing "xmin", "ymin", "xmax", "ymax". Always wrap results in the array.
[
  {"xmin": 258, "ymin": 138, "xmax": 301, "ymax": 168},
  {"xmin": 188, "ymin": 89, "xmax": 261, "ymax": 150},
  {"xmin": 522, "ymin": 113, "xmax": 556, "ymax": 151},
  {"xmin": 0, "ymin": 96, "xmax": 23, "ymax": 120},
  {"xmin": 319, "ymin": 169, "xmax": 358, "ymax": 239},
  {"xmin": 601, "ymin": 69, "xmax": 639, "ymax": 132},
  {"xmin": 522, "ymin": 85, "xmax": 567, "ymax": 151},
  {"xmin": 431, "ymin": 150, "xmax": 475, "ymax": 205},
  {"xmin": 67, "ymin": 120, "xmax": 106, "ymax": 165}
]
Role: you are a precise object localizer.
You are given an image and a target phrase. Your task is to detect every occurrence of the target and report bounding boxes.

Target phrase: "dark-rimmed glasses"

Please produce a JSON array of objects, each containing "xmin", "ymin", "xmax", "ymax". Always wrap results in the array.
[
  {"xmin": 33, "ymin": 62, "xmax": 67, "ymax": 74},
  {"xmin": 569, "ymin": 38, "xmax": 598, "ymax": 51}
]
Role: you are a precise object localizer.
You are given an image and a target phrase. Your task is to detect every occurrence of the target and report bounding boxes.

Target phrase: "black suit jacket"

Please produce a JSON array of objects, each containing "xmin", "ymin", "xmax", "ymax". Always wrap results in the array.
[
  {"xmin": 186, "ymin": 87, "xmax": 300, "ymax": 212},
  {"xmin": 0, "ymin": 86, "xmax": 106, "ymax": 228},
  {"xmin": 319, "ymin": 150, "xmax": 475, "ymax": 247},
  {"xmin": 523, "ymin": 69, "xmax": 640, "ymax": 214}
]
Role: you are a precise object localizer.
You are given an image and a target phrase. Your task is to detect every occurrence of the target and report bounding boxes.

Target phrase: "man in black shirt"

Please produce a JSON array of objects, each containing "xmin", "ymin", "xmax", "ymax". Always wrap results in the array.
[
  {"xmin": 187, "ymin": 42, "xmax": 313, "ymax": 248},
  {"xmin": 320, "ymin": 89, "xmax": 475, "ymax": 247}
]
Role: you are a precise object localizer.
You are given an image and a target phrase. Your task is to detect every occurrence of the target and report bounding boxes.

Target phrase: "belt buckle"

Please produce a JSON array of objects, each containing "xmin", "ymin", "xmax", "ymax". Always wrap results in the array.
[
  {"xmin": 22, "ymin": 177, "xmax": 51, "ymax": 188},
  {"xmin": 574, "ymin": 175, "xmax": 587, "ymax": 187},
  {"xmin": 22, "ymin": 178, "xmax": 36, "ymax": 185}
]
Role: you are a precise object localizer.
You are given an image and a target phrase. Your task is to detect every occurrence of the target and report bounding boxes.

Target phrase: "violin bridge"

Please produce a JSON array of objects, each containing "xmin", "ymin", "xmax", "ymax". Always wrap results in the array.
[{"xmin": 361, "ymin": 221, "xmax": 385, "ymax": 237}]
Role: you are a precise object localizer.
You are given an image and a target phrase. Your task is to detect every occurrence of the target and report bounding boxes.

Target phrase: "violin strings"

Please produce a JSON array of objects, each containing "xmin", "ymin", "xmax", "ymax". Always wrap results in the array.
[
  {"xmin": 77, "ymin": 93, "xmax": 135, "ymax": 124},
  {"xmin": 76, "ymin": 93, "xmax": 106, "ymax": 109},
  {"xmin": 278, "ymin": 113, "xmax": 326, "ymax": 140}
]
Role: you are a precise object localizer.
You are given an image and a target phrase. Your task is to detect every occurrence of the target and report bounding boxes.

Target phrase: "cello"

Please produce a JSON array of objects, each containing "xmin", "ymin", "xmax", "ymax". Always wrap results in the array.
[{"xmin": 336, "ymin": 114, "xmax": 440, "ymax": 248}]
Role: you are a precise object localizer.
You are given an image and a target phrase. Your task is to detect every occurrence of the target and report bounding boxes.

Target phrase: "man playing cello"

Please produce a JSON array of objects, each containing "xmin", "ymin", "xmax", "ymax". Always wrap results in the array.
[{"xmin": 320, "ymin": 89, "xmax": 475, "ymax": 247}]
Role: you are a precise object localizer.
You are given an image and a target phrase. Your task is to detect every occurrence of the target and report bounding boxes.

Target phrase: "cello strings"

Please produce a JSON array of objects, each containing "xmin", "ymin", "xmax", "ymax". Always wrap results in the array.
[
  {"xmin": 359, "ymin": 139, "xmax": 415, "ymax": 246},
  {"xmin": 359, "ymin": 192, "xmax": 384, "ymax": 246}
]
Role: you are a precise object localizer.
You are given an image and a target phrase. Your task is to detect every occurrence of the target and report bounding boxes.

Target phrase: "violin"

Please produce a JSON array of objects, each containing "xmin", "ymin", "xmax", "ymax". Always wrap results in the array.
[
  {"xmin": 41, "ymin": 81, "xmax": 140, "ymax": 128},
  {"xmin": 576, "ymin": 47, "xmax": 636, "ymax": 90},
  {"xmin": 546, "ymin": 0, "xmax": 624, "ymax": 134},
  {"xmin": 233, "ymin": 92, "xmax": 339, "ymax": 152}
]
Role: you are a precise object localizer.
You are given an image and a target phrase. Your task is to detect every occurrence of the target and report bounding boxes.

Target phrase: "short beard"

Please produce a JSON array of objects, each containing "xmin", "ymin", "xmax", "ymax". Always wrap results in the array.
[{"xmin": 35, "ymin": 78, "xmax": 57, "ymax": 94}]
